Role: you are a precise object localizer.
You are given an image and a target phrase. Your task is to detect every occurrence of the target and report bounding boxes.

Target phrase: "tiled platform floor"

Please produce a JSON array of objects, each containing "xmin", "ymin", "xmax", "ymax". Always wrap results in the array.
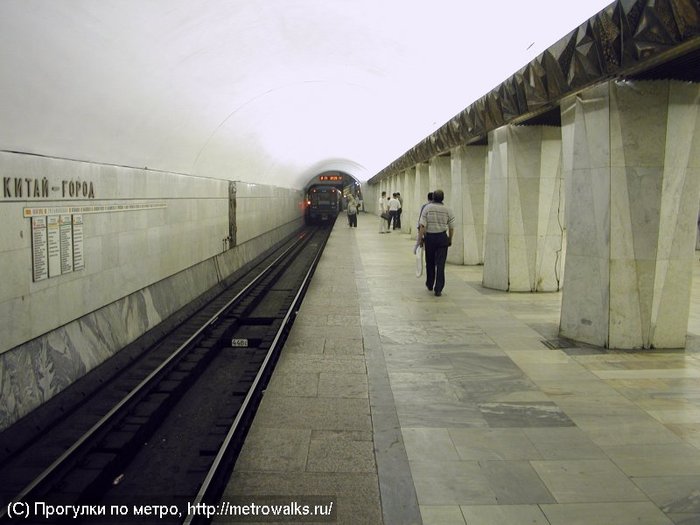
[{"xmin": 218, "ymin": 213, "xmax": 700, "ymax": 525}]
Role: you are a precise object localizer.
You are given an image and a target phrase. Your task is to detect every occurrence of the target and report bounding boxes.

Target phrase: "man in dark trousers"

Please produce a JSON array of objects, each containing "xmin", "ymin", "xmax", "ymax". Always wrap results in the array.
[{"xmin": 418, "ymin": 189, "xmax": 455, "ymax": 297}]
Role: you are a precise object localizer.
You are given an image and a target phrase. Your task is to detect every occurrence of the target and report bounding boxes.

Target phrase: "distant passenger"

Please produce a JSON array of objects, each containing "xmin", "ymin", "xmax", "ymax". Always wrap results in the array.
[
  {"xmin": 395, "ymin": 192, "xmax": 403, "ymax": 229},
  {"xmin": 379, "ymin": 191, "xmax": 389, "ymax": 234},
  {"xmin": 418, "ymin": 190, "xmax": 455, "ymax": 297},
  {"xmin": 388, "ymin": 193, "xmax": 401, "ymax": 230},
  {"xmin": 386, "ymin": 195, "xmax": 393, "ymax": 231},
  {"xmin": 347, "ymin": 195, "xmax": 358, "ymax": 227}
]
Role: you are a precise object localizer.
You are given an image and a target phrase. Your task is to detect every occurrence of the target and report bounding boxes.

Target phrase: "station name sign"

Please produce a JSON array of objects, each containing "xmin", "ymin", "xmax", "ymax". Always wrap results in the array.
[{"xmin": 3, "ymin": 177, "xmax": 95, "ymax": 200}]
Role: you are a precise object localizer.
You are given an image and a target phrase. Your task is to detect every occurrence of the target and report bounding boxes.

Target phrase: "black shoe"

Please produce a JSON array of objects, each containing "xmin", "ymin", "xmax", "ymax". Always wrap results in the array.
[
  {"xmin": 435, "ymin": 291, "xmax": 442, "ymax": 297},
  {"xmin": 426, "ymin": 285, "xmax": 433, "ymax": 292}
]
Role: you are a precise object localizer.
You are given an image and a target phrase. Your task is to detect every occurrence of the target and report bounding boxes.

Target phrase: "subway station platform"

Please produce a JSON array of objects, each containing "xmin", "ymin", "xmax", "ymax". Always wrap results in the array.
[{"xmin": 217, "ymin": 212, "xmax": 700, "ymax": 525}]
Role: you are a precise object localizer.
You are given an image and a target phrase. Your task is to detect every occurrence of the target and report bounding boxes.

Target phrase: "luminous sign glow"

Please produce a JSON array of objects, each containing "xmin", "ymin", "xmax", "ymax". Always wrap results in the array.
[{"xmin": 319, "ymin": 175, "xmax": 342, "ymax": 181}]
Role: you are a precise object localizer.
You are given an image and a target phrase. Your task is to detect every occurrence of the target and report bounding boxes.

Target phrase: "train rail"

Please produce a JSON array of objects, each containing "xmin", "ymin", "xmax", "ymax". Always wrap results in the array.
[{"xmin": 0, "ymin": 225, "xmax": 332, "ymax": 524}]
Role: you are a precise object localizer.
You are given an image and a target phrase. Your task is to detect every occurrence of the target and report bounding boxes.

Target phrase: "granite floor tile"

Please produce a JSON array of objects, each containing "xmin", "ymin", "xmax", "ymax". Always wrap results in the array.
[
  {"xmin": 276, "ymin": 353, "xmax": 367, "ymax": 375},
  {"xmin": 460, "ymin": 504, "xmax": 550, "ymax": 525},
  {"xmin": 264, "ymin": 371, "xmax": 319, "ymax": 397},
  {"xmin": 602, "ymin": 443, "xmax": 700, "ymax": 476},
  {"xmin": 531, "ymin": 459, "xmax": 649, "ymax": 503},
  {"xmin": 420, "ymin": 505, "xmax": 466, "ymax": 525},
  {"xmin": 402, "ymin": 427, "xmax": 460, "ymax": 461},
  {"xmin": 569, "ymin": 414, "xmax": 684, "ymax": 446},
  {"xmin": 322, "ymin": 338, "xmax": 365, "ymax": 355},
  {"xmin": 395, "ymin": 402, "xmax": 488, "ymax": 428},
  {"xmin": 389, "ymin": 373, "xmax": 460, "ymax": 405},
  {"xmin": 447, "ymin": 428, "xmax": 542, "ymax": 460},
  {"xmin": 539, "ymin": 502, "xmax": 674, "ymax": 525},
  {"xmin": 523, "ymin": 427, "xmax": 607, "ymax": 460},
  {"xmin": 665, "ymin": 422, "xmax": 700, "ymax": 447},
  {"xmin": 306, "ymin": 430, "xmax": 375, "ymax": 473},
  {"xmin": 252, "ymin": 396, "xmax": 371, "ymax": 431},
  {"xmin": 633, "ymin": 475, "xmax": 700, "ymax": 514},
  {"xmin": 479, "ymin": 459, "xmax": 555, "ymax": 504},
  {"xmin": 452, "ymin": 377, "xmax": 544, "ymax": 404},
  {"xmin": 280, "ymin": 336, "xmax": 325, "ymax": 354},
  {"xmin": 233, "ymin": 427, "xmax": 310, "ymax": 472},
  {"xmin": 317, "ymin": 372, "xmax": 368, "ymax": 398},
  {"xmin": 409, "ymin": 459, "xmax": 497, "ymax": 505},
  {"xmin": 478, "ymin": 401, "xmax": 575, "ymax": 428}
]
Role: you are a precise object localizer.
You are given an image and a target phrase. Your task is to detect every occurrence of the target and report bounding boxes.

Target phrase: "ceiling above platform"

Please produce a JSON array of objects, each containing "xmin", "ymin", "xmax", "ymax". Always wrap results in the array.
[{"xmin": 0, "ymin": 0, "xmax": 612, "ymax": 189}]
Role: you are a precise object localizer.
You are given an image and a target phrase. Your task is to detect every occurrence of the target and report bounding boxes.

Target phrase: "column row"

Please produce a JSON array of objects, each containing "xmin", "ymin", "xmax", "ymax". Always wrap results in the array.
[{"xmin": 373, "ymin": 79, "xmax": 700, "ymax": 349}]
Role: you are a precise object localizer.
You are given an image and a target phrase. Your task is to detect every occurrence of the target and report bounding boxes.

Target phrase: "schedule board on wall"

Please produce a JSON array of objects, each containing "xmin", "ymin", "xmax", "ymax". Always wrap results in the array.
[
  {"xmin": 59, "ymin": 214, "xmax": 73, "ymax": 274},
  {"xmin": 25, "ymin": 201, "xmax": 166, "ymax": 283},
  {"xmin": 72, "ymin": 214, "xmax": 84, "ymax": 271},
  {"xmin": 47, "ymin": 215, "xmax": 61, "ymax": 277},
  {"xmin": 31, "ymin": 213, "xmax": 84, "ymax": 281},
  {"xmin": 31, "ymin": 216, "xmax": 48, "ymax": 282}
]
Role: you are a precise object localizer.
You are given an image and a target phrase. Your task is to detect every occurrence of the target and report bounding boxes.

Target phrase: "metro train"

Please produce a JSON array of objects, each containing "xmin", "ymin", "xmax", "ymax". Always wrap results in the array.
[{"xmin": 303, "ymin": 184, "xmax": 341, "ymax": 224}]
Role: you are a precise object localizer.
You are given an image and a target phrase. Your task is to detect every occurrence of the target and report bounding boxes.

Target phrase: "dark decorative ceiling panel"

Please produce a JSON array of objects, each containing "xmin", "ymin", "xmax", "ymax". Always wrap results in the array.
[{"xmin": 370, "ymin": 0, "xmax": 700, "ymax": 182}]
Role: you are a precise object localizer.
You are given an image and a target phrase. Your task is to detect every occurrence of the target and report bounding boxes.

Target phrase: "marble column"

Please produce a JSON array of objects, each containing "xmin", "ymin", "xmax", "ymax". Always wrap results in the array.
[
  {"xmin": 429, "ymin": 155, "xmax": 451, "ymax": 197},
  {"xmin": 560, "ymin": 80, "xmax": 700, "ymax": 349},
  {"xmin": 449, "ymin": 148, "xmax": 465, "ymax": 264},
  {"xmin": 414, "ymin": 163, "xmax": 430, "ymax": 232},
  {"xmin": 483, "ymin": 124, "xmax": 564, "ymax": 292},
  {"xmin": 453, "ymin": 145, "xmax": 487, "ymax": 265},
  {"xmin": 402, "ymin": 168, "xmax": 415, "ymax": 235}
]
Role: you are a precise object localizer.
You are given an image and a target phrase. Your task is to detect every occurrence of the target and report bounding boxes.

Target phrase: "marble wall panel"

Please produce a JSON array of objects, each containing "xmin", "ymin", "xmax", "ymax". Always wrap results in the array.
[
  {"xmin": 429, "ymin": 156, "xmax": 451, "ymax": 197},
  {"xmin": 561, "ymin": 89, "xmax": 612, "ymax": 346},
  {"xmin": 0, "ymin": 217, "xmax": 302, "ymax": 431},
  {"xmin": 401, "ymin": 169, "xmax": 413, "ymax": 235},
  {"xmin": 0, "ymin": 151, "xmax": 305, "ymax": 429},
  {"xmin": 483, "ymin": 126, "xmax": 563, "ymax": 292},
  {"xmin": 449, "ymin": 151, "xmax": 464, "ymax": 265},
  {"xmin": 235, "ymin": 183, "xmax": 303, "ymax": 244},
  {"xmin": 412, "ymin": 163, "xmax": 430, "ymax": 224},
  {"xmin": 403, "ymin": 167, "xmax": 416, "ymax": 234},
  {"xmin": 560, "ymin": 80, "xmax": 700, "ymax": 349},
  {"xmin": 459, "ymin": 146, "xmax": 487, "ymax": 265},
  {"xmin": 483, "ymin": 128, "xmax": 509, "ymax": 290}
]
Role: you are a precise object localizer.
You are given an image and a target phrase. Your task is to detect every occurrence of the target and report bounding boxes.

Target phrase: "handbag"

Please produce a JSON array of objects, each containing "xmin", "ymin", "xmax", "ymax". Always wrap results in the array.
[
  {"xmin": 381, "ymin": 212, "xmax": 390, "ymax": 220},
  {"xmin": 415, "ymin": 245, "xmax": 423, "ymax": 277}
]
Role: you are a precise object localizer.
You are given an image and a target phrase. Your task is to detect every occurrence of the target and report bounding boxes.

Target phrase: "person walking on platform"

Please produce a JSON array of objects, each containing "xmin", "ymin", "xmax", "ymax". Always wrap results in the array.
[
  {"xmin": 418, "ymin": 190, "xmax": 455, "ymax": 297},
  {"xmin": 379, "ymin": 191, "xmax": 389, "ymax": 233},
  {"xmin": 347, "ymin": 194, "xmax": 358, "ymax": 227},
  {"xmin": 389, "ymin": 193, "xmax": 401, "ymax": 230},
  {"xmin": 414, "ymin": 192, "xmax": 433, "ymax": 253},
  {"xmin": 395, "ymin": 192, "xmax": 403, "ymax": 229}
]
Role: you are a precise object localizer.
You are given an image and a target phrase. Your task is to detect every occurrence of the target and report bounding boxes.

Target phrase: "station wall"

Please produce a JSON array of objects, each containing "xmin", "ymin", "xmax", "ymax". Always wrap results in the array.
[{"xmin": 0, "ymin": 151, "xmax": 303, "ymax": 430}]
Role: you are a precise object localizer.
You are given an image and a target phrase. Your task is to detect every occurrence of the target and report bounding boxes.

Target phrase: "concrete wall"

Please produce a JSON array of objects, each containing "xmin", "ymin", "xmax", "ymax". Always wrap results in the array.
[{"xmin": 0, "ymin": 151, "xmax": 303, "ymax": 430}]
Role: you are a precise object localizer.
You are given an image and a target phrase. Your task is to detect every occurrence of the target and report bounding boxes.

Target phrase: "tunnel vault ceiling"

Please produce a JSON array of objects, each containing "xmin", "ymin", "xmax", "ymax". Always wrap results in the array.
[
  {"xmin": 1, "ymin": 0, "xmax": 620, "ymax": 190},
  {"xmin": 371, "ymin": 0, "xmax": 700, "ymax": 182}
]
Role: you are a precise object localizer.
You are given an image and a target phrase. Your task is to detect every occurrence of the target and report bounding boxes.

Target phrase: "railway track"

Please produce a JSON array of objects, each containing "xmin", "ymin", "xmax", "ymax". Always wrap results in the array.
[{"xmin": 0, "ymin": 224, "xmax": 333, "ymax": 524}]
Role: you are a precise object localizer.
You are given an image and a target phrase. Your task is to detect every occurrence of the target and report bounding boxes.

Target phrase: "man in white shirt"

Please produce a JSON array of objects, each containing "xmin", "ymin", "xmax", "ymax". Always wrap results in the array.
[
  {"xmin": 388, "ymin": 193, "xmax": 401, "ymax": 230},
  {"xmin": 418, "ymin": 189, "xmax": 455, "ymax": 296}
]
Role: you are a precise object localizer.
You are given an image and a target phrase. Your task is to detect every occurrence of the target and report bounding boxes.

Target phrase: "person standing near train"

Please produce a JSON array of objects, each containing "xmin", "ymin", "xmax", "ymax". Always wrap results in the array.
[
  {"xmin": 418, "ymin": 189, "xmax": 455, "ymax": 297},
  {"xmin": 347, "ymin": 194, "xmax": 358, "ymax": 227}
]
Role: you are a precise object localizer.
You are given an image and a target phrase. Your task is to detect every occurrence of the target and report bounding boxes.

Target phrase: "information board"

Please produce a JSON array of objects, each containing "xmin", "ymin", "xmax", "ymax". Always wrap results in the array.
[
  {"xmin": 31, "ymin": 216, "xmax": 48, "ymax": 282},
  {"xmin": 59, "ymin": 214, "xmax": 73, "ymax": 274},
  {"xmin": 72, "ymin": 214, "xmax": 84, "ymax": 271},
  {"xmin": 47, "ymin": 215, "xmax": 61, "ymax": 277}
]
